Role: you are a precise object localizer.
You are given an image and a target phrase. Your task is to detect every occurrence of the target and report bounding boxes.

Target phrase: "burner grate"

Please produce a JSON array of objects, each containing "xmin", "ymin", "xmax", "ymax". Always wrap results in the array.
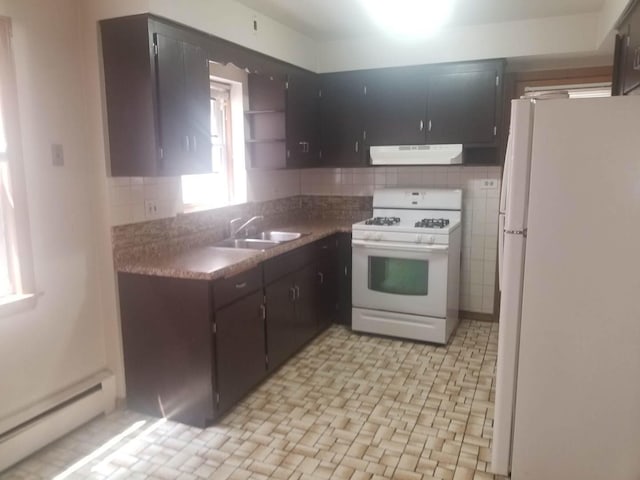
[
  {"xmin": 415, "ymin": 218, "xmax": 450, "ymax": 228},
  {"xmin": 364, "ymin": 216, "xmax": 401, "ymax": 226}
]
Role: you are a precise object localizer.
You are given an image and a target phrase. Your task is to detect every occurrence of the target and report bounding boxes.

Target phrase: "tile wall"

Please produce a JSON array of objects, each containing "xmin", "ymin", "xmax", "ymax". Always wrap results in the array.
[
  {"xmin": 106, "ymin": 165, "xmax": 500, "ymax": 315},
  {"xmin": 300, "ymin": 166, "xmax": 502, "ymax": 315}
]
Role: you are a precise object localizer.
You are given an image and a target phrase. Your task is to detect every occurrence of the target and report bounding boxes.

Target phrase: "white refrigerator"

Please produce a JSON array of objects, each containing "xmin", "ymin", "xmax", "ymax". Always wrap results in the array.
[{"xmin": 491, "ymin": 96, "xmax": 640, "ymax": 479}]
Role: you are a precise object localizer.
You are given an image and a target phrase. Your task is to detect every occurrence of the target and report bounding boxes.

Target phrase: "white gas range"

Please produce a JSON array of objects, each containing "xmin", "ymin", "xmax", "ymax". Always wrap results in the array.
[{"xmin": 351, "ymin": 188, "xmax": 462, "ymax": 344}]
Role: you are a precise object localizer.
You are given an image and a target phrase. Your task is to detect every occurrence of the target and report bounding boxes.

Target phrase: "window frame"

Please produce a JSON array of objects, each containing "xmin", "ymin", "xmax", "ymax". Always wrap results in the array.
[{"xmin": 0, "ymin": 16, "xmax": 37, "ymax": 316}]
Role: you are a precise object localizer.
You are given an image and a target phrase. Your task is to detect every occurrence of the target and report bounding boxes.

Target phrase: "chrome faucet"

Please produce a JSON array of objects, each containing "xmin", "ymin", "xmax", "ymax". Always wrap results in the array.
[{"xmin": 230, "ymin": 215, "xmax": 263, "ymax": 238}]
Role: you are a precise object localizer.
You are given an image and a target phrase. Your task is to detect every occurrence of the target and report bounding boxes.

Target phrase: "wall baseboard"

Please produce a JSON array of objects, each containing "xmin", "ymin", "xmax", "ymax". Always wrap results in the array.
[{"xmin": 0, "ymin": 371, "xmax": 116, "ymax": 473}]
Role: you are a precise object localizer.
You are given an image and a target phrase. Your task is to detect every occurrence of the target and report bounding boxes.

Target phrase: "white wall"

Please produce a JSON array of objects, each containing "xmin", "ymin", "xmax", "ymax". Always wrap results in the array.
[
  {"xmin": 0, "ymin": 0, "xmax": 108, "ymax": 422},
  {"xmin": 317, "ymin": 13, "xmax": 603, "ymax": 73}
]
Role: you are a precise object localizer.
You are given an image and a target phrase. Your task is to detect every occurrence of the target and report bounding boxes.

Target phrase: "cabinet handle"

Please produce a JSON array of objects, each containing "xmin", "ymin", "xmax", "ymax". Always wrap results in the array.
[
  {"xmin": 635, "ymin": 47, "xmax": 640, "ymax": 71},
  {"xmin": 192, "ymin": 136, "xmax": 197, "ymax": 152},
  {"xmin": 185, "ymin": 135, "xmax": 190, "ymax": 152},
  {"xmin": 294, "ymin": 285, "xmax": 300, "ymax": 300},
  {"xmin": 289, "ymin": 286, "xmax": 296, "ymax": 302},
  {"xmin": 355, "ymin": 141, "xmax": 359, "ymax": 153},
  {"xmin": 235, "ymin": 282, "xmax": 247, "ymax": 289},
  {"xmin": 317, "ymin": 272, "xmax": 324, "ymax": 284},
  {"xmin": 428, "ymin": 120, "xmax": 432, "ymax": 132},
  {"xmin": 260, "ymin": 304, "xmax": 266, "ymax": 320},
  {"xmin": 420, "ymin": 120, "xmax": 424, "ymax": 132}
]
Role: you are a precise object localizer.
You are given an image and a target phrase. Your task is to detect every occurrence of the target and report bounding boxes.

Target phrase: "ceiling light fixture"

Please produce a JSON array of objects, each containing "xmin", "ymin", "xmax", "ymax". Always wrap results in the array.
[{"xmin": 359, "ymin": 0, "xmax": 454, "ymax": 40}]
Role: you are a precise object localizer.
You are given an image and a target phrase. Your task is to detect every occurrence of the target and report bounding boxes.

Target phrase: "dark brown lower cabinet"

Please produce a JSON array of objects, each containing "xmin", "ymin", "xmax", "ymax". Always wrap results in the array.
[
  {"xmin": 214, "ymin": 290, "xmax": 266, "ymax": 414},
  {"xmin": 337, "ymin": 233, "xmax": 353, "ymax": 327},
  {"xmin": 316, "ymin": 236, "xmax": 340, "ymax": 331},
  {"xmin": 118, "ymin": 234, "xmax": 345, "ymax": 427},
  {"xmin": 118, "ymin": 273, "xmax": 215, "ymax": 428},
  {"xmin": 265, "ymin": 263, "xmax": 318, "ymax": 371}
]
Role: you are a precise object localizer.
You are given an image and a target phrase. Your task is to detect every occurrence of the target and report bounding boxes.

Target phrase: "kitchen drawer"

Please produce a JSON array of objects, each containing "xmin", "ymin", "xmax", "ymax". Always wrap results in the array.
[
  {"xmin": 213, "ymin": 266, "xmax": 262, "ymax": 309},
  {"xmin": 263, "ymin": 242, "xmax": 315, "ymax": 284}
]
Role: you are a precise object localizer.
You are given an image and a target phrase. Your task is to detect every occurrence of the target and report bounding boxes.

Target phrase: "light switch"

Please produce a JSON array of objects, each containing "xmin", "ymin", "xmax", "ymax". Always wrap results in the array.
[{"xmin": 51, "ymin": 143, "xmax": 64, "ymax": 167}]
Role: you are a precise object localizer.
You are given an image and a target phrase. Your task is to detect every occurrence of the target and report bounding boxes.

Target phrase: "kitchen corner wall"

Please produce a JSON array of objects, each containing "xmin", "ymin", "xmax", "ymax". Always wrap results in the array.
[
  {"xmin": 107, "ymin": 165, "xmax": 500, "ymax": 315},
  {"xmin": 300, "ymin": 166, "xmax": 501, "ymax": 315}
]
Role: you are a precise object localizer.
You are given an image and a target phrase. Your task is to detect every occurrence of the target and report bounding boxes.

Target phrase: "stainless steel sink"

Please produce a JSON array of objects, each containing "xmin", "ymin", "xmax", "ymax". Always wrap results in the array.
[
  {"xmin": 214, "ymin": 238, "xmax": 280, "ymax": 250},
  {"xmin": 251, "ymin": 231, "xmax": 307, "ymax": 242}
]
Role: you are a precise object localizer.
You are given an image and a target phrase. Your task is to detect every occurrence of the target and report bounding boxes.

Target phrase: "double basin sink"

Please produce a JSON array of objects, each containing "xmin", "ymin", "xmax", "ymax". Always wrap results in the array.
[{"xmin": 214, "ymin": 231, "xmax": 308, "ymax": 250}]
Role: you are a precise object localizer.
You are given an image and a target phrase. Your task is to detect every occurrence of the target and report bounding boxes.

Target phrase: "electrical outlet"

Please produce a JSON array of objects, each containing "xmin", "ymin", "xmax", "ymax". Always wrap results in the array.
[
  {"xmin": 480, "ymin": 179, "xmax": 497, "ymax": 190},
  {"xmin": 51, "ymin": 143, "xmax": 64, "ymax": 167},
  {"xmin": 144, "ymin": 200, "xmax": 158, "ymax": 218}
]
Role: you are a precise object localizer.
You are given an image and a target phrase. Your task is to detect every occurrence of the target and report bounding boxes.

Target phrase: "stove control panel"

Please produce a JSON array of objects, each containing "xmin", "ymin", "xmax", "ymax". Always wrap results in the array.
[
  {"xmin": 353, "ymin": 229, "xmax": 450, "ymax": 245},
  {"xmin": 415, "ymin": 234, "xmax": 436, "ymax": 244}
]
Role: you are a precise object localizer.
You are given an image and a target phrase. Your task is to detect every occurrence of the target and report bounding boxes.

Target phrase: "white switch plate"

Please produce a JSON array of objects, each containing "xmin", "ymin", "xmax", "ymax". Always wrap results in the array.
[
  {"xmin": 480, "ymin": 179, "xmax": 497, "ymax": 190},
  {"xmin": 51, "ymin": 144, "xmax": 64, "ymax": 167},
  {"xmin": 144, "ymin": 200, "xmax": 158, "ymax": 218}
]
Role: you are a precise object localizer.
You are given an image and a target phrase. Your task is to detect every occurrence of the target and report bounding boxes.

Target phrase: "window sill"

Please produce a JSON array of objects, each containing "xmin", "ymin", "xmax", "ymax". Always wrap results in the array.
[{"xmin": 0, "ymin": 293, "xmax": 37, "ymax": 317}]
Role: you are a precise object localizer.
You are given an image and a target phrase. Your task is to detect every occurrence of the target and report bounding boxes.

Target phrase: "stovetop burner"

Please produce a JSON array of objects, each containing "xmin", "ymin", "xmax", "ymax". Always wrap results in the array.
[
  {"xmin": 364, "ymin": 216, "xmax": 401, "ymax": 226},
  {"xmin": 415, "ymin": 218, "xmax": 450, "ymax": 228}
]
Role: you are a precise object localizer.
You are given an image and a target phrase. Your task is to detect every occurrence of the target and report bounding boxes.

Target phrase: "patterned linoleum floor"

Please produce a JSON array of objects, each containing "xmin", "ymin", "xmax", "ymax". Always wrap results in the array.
[{"xmin": 2, "ymin": 321, "xmax": 504, "ymax": 480}]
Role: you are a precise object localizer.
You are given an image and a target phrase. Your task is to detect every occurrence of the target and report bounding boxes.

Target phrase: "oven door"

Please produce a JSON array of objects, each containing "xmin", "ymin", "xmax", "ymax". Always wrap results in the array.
[{"xmin": 352, "ymin": 239, "xmax": 448, "ymax": 318}]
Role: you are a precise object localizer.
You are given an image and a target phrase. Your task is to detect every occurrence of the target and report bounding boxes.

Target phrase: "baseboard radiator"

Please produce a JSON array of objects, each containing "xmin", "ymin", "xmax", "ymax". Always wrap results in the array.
[{"xmin": 0, "ymin": 370, "xmax": 116, "ymax": 472}]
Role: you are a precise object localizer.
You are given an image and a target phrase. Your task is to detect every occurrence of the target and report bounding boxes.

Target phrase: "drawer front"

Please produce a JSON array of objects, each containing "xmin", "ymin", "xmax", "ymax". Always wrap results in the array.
[
  {"xmin": 213, "ymin": 266, "xmax": 262, "ymax": 309},
  {"xmin": 263, "ymin": 242, "xmax": 315, "ymax": 284}
]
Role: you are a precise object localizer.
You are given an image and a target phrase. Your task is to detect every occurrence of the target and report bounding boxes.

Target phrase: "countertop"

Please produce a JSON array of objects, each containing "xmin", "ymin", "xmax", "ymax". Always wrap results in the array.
[{"xmin": 115, "ymin": 219, "xmax": 353, "ymax": 281}]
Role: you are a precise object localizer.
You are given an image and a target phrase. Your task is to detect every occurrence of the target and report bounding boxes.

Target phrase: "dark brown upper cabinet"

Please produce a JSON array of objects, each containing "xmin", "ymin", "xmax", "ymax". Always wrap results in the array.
[
  {"xmin": 286, "ymin": 70, "xmax": 320, "ymax": 168},
  {"xmin": 426, "ymin": 61, "xmax": 504, "ymax": 147},
  {"xmin": 101, "ymin": 16, "xmax": 212, "ymax": 177},
  {"xmin": 614, "ymin": 0, "xmax": 640, "ymax": 95},
  {"xmin": 319, "ymin": 71, "xmax": 367, "ymax": 167},
  {"xmin": 245, "ymin": 74, "xmax": 287, "ymax": 169},
  {"xmin": 363, "ymin": 65, "xmax": 430, "ymax": 148}
]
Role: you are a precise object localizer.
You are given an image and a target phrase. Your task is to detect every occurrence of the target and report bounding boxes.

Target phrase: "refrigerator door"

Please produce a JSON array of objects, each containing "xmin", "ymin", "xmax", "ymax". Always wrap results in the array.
[
  {"xmin": 491, "ymin": 98, "xmax": 535, "ymax": 476},
  {"xmin": 511, "ymin": 97, "xmax": 640, "ymax": 479}
]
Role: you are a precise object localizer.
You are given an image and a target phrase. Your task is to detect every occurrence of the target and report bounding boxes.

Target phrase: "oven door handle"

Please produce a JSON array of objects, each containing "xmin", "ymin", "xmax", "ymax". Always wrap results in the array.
[{"xmin": 352, "ymin": 239, "xmax": 449, "ymax": 254}]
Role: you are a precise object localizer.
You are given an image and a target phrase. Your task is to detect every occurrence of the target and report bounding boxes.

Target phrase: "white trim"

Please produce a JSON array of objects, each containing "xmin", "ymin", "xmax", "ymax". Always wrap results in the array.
[{"xmin": 0, "ymin": 292, "xmax": 36, "ymax": 317}]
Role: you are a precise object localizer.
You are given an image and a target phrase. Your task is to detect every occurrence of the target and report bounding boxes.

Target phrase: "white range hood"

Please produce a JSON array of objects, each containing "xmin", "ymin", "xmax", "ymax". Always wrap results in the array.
[{"xmin": 370, "ymin": 144, "xmax": 463, "ymax": 166}]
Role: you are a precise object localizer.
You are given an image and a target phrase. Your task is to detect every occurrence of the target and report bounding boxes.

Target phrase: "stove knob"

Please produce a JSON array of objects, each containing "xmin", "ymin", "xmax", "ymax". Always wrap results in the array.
[
  {"xmin": 375, "ymin": 233, "xmax": 383, "ymax": 241},
  {"xmin": 363, "ymin": 233, "xmax": 371, "ymax": 240},
  {"xmin": 427, "ymin": 235, "xmax": 435, "ymax": 244},
  {"xmin": 416, "ymin": 234, "xmax": 423, "ymax": 243}
]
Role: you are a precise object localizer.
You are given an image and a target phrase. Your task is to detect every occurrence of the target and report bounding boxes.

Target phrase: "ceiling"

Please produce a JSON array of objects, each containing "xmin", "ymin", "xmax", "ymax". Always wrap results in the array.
[{"xmin": 235, "ymin": 0, "xmax": 607, "ymax": 40}]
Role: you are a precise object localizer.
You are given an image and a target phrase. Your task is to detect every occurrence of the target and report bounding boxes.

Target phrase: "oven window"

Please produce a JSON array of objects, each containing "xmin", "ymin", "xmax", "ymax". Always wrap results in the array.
[{"xmin": 368, "ymin": 256, "xmax": 429, "ymax": 296}]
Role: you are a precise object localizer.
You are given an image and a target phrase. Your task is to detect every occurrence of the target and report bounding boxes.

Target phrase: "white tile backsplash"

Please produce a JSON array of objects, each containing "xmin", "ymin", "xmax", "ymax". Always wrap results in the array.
[
  {"xmin": 300, "ymin": 165, "xmax": 501, "ymax": 315},
  {"xmin": 107, "ymin": 164, "xmax": 500, "ymax": 315},
  {"xmin": 107, "ymin": 176, "xmax": 183, "ymax": 226}
]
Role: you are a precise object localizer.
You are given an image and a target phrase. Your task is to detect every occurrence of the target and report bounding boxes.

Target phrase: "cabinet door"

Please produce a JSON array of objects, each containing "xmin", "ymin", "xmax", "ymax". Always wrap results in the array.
[
  {"xmin": 215, "ymin": 291, "xmax": 266, "ymax": 414},
  {"xmin": 183, "ymin": 42, "xmax": 213, "ymax": 174},
  {"xmin": 287, "ymin": 71, "xmax": 320, "ymax": 168},
  {"xmin": 427, "ymin": 68, "xmax": 499, "ymax": 146},
  {"xmin": 364, "ymin": 67, "xmax": 428, "ymax": 148},
  {"xmin": 316, "ymin": 236, "xmax": 339, "ymax": 331},
  {"xmin": 155, "ymin": 33, "xmax": 188, "ymax": 174},
  {"xmin": 337, "ymin": 233, "xmax": 353, "ymax": 327},
  {"xmin": 265, "ymin": 275, "xmax": 297, "ymax": 371},
  {"xmin": 319, "ymin": 72, "xmax": 366, "ymax": 166},
  {"xmin": 155, "ymin": 33, "xmax": 212, "ymax": 175},
  {"xmin": 294, "ymin": 263, "xmax": 319, "ymax": 346}
]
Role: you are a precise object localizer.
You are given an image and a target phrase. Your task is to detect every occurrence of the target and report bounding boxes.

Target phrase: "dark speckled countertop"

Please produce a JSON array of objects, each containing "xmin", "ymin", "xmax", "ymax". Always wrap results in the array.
[{"xmin": 115, "ymin": 219, "xmax": 353, "ymax": 281}]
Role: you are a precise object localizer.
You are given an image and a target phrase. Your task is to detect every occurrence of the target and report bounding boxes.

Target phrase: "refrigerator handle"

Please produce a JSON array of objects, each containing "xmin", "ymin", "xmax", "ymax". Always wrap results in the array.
[{"xmin": 498, "ymin": 213, "xmax": 505, "ymax": 292}]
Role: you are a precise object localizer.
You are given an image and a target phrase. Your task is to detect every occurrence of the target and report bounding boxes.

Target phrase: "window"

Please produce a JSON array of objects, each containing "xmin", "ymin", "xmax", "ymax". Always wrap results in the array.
[
  {"xmin": 181, "ymin": 68, "xmax": 247, "ymax": 210},
  {"xmin": 0, "ymin": 16, "xmax": 35, "ymax": 312}
]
